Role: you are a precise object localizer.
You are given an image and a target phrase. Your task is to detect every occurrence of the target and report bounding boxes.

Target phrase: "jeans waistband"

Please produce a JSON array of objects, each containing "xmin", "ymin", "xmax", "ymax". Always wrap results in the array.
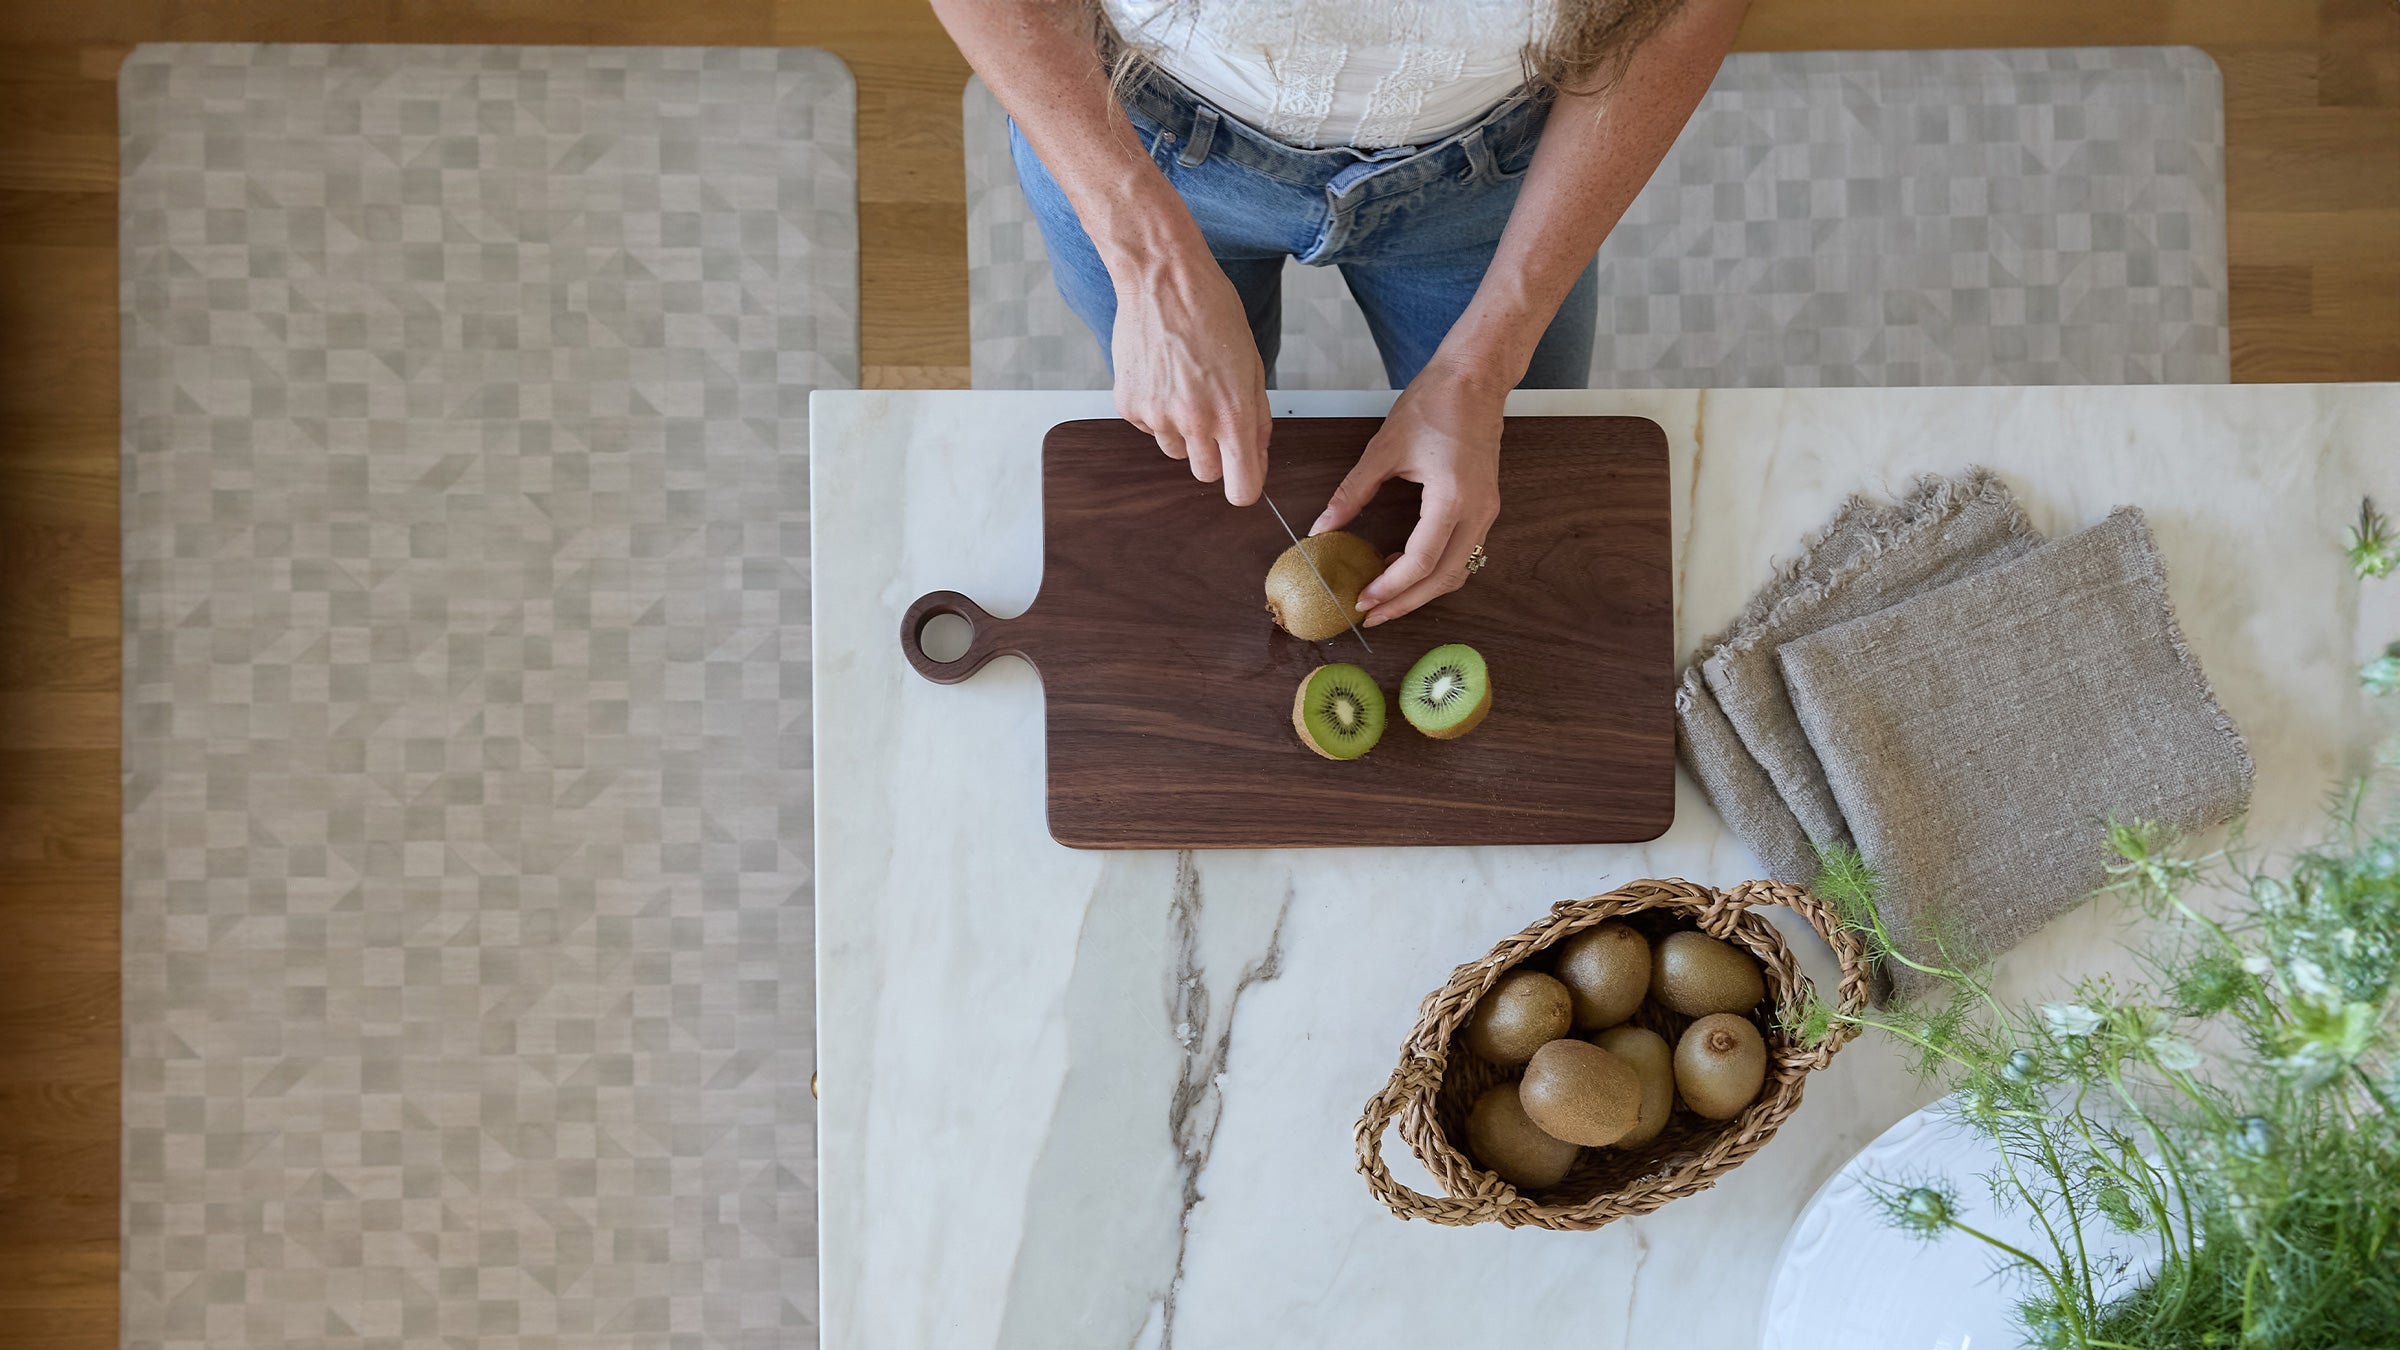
[{"xmin": 1118, "ymin": 65, "xmax": 1549, "ymax": 200}]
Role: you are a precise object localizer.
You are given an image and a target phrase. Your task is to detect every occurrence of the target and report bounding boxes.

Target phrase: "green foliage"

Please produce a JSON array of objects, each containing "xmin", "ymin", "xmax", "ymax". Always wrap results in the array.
[
  {"xmin": 2365, "ymin": 643, "xmax": 2400, "ymax": 699},
  {"xmin": 2355, "ymin": 497, "xmax": 2398, "ymax": 698},
  {"xmin": 1806, "ymin": 499, "xmax": 2400, "ymax": 1347},
  {"xmin": 1809, "ymin": 841, "xmax": 1891, "ymax": 955},
  {"xmin": 2104, "ymin": 817, "xmax": 2207, "ymax": 907},
  {"xmin": 1813, "ymin": 791, "xmax": 2400, "ymax": 1350},
  {"xmin": 2170, "ymin": 947, "xmax": 2253, "ymax": 1018},
  {"xmin": 1782, "ymin": 985, "xmax": 1839, "ymax": 1050},
  {"xmin": 1867, "ymin": 1178, "xmax": 1962, "ymax": 1239},
  {"xmin": 2346, "ymin": 498, "xmax": 2397, "ymax": 581}
]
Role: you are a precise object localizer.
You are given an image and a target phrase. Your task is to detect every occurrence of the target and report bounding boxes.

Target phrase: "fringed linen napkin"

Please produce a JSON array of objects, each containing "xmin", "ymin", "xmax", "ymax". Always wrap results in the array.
[{"xmin": 1678, "ymin": 474, "xmax": 2252, "ymax": 999}]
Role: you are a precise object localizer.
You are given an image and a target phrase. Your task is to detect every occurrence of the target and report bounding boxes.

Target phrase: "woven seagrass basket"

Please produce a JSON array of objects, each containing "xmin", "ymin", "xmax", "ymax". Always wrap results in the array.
[{"xmin": 1355, "ymin": 878, "xmax": 1873, "ymax": 1229}]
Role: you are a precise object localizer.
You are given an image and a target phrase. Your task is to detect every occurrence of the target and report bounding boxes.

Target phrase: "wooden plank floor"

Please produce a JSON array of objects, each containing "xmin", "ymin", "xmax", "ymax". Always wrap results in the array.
[{"xmin": 0, "ymin": 2, "xmax": 2392, "ymax": 1344}]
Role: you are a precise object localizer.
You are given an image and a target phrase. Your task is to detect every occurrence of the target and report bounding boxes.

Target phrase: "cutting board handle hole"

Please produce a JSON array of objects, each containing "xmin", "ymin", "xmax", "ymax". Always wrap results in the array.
[
  {"xmin": 901, "ymin": 590, "xmax": 1024, "ymax": 685},
  {"xmin": 919, "ymin": 612, "xmax": 973, "ymax": 664}
]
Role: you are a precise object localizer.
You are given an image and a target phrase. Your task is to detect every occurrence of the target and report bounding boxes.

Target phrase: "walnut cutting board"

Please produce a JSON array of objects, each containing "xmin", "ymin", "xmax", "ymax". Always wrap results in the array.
[{"xmin": 900, "ymin": 417, "xmax": 1673, "ymax": 849}]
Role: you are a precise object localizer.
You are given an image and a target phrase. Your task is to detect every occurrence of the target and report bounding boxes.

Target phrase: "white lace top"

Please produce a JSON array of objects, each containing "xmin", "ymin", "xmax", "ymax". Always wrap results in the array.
[{"xmin": 1104, "ymin": 0, "xmax": 1553, "ymax": 150}]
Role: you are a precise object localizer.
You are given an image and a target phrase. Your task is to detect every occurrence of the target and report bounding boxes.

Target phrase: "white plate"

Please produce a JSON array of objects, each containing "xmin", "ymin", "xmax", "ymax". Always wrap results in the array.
[{"xmin": 1761, "ymin": 1100, "xmax": 2153, "ymax": 1350}]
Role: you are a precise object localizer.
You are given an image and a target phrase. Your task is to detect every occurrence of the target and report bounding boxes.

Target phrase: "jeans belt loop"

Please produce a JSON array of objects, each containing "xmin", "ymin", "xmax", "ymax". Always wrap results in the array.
[
  {"xmin": 1460, "ymin": 123, "xmax": 1499, "ymax": 182},
  {"xmin": 1178, "ymin": 104, "xmax": 1220, "ymax": 168}
]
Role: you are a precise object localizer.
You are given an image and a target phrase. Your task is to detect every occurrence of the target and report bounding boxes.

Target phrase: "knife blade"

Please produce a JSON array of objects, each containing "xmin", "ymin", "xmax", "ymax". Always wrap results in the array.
[{"xmin": 1263, "ymin": 494, "xmax": 1373, "ymax": 655}]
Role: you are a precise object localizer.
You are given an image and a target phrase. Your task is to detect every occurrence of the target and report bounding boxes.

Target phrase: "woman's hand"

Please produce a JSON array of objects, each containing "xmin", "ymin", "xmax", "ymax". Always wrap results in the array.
[
  {"xmin": 928, "ymin": 0, "xmax": 1269, "ymax": 505},
  {"xmin": 1293, "ymin": 0, "xmax": 1747, "ymax": 624},
  {"xmin": 1309, "ymin": 354, "xmax": 1510, "ymax": 627},
  {"xmin": 1111, "ymin": 255, "xmax": 1272, "ymax": 506}
]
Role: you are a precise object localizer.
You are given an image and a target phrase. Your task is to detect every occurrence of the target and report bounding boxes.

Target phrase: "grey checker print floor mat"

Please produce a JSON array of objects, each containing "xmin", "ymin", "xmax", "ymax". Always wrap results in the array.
[
  {"xmin": 968, "ymin": 46, "xmax": 2229, "ymax": 390},
  {"xmin": 120, "ymin": 44, "xmax": 853, "ymax": 1348}
]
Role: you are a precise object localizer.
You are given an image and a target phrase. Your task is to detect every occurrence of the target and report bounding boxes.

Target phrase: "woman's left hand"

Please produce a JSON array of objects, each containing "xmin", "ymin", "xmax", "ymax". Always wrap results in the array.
[{"xmin": 1309, "ymin": 354, "xmax": 1510, "ymax": 627}]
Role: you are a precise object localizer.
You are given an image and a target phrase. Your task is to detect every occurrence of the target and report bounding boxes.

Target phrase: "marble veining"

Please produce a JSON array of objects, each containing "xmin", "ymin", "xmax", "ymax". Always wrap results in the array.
[
  {"xmin": 813, "ymin": 386, "xmax": 2398, "ymax": 1350},
  {"xmin": 1158, "ymin": 857, "xmax": 1293, "ymax": 1349}
]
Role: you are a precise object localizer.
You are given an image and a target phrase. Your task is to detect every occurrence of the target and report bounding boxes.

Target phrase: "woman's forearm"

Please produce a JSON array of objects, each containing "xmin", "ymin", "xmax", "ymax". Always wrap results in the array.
[
  {"xmin": 931, "ymin": 0, "xmax": 1210, "ymax": 283},
  {"xmin": 937, "ymin": 0, "xmax": 1273, "ymax": 503},
  {"xmin": 1438, "ymin": 0, "xmax": 1750, "ymax": 384}
]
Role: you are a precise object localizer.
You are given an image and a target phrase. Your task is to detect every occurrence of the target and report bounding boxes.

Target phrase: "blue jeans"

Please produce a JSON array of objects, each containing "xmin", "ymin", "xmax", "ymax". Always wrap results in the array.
[{"xmin": 1010, "ymin": 70, "xmax": 1598, "ymax": 390}]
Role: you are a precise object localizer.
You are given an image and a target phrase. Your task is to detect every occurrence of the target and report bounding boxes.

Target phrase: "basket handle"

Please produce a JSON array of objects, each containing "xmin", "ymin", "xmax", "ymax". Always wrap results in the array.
[
  {"xmin": 1354, "ymin": 1059, "xmax": 1512, "ymax": 1225},
  {"xmin": 1726, "ymin": 878, "xmax": 1874, "ymax": 1068}
]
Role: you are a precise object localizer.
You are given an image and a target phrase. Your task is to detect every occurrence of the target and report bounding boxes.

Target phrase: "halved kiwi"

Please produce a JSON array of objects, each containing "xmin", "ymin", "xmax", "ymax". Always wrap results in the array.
[
  {"xmin": 1291, "ymin": 663, "xmax": 1386, "ymax": 760},
  {"xmin": 1398, "ymin": 643, "xmax": 1491, "ymax": 739}
]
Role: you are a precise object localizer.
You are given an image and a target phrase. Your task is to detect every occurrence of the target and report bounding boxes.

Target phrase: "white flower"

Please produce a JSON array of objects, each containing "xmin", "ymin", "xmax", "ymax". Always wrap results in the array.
[
  {"xmin": 2241, "ymin": 953, "xmax": 2274, "ymax": 977},
  {"xmin": 2289, "ymin": 957, "xmax": 2338, "ymax": 1001},
  {"xmin": 2043, "ymin": 1003, "xmax": 2105, "ymax": 1038},
  {"xmin": 2148, "ymin": 1036, "xmax": 2202, "ymax": 1072},
  {"xmin": 2279, "ymin": 1044, "xmax": 2343, "ymax": 1090}
]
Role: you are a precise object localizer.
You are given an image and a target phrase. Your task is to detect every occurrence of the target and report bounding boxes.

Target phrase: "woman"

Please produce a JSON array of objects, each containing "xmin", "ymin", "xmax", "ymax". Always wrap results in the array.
[{"xmin": 936, "ymin": 0, "xmax": 1745, "ymax": 626}]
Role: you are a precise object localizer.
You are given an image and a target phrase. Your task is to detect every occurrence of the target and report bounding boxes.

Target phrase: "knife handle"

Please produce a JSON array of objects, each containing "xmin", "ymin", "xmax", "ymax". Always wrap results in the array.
[{"xmin": 900, "ymin": 590, "xmax": 1032, "ymax": 685}]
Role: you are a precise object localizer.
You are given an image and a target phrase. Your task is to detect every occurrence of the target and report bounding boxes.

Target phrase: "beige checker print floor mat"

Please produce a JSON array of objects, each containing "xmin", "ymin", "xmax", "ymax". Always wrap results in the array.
[{"xmin": 121, "ymin": 44, "xmax": 852, "ymax": 1348}]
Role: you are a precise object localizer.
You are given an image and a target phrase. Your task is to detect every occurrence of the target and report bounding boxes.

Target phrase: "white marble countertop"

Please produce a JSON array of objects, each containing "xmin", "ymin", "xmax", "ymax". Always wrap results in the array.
[{"xmin": 811, "ymin": 385, "xmax": 2397, "ymax": 1350}]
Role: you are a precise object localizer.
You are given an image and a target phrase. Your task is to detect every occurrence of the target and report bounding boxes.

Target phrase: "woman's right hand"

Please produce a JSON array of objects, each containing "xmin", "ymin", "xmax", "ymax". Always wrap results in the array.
[
  {"xmin": 1110, "ymin": 256, "xmax": 1271, "ymax": 507},
  {"xmin": 927, "ymin": 1, "xmax": 1267, "ymax": 504}
]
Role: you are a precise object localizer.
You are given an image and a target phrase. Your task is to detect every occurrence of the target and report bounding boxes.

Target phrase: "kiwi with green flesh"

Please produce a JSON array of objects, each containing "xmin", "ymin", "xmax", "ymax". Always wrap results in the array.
[
  {"xmin": 1461, "ymin": 970, "xmax": 1573, "ymax": 1066},
  {"xmin": 1590, "ymin": 1025, "xmax": 1673, "ymax": 1148},
  {"xmin": 1464, "ymin": 1082, "xmax": 1581, "ymax": 1190},
  {"xmin": 1290, "ymin": 664, "xmax": 1386, "ymax": 761},
  {"xmin": 1552, "ymin": 922, "xmax": 1650, "ymax": 1030},
  {"xmin": 1265, "ymin": 532, "xmax": 1386, "ymax": 641},
  {"xmin": 1398, "ymin": 643, "xmax": 1492, "ymax": 739},
  {"xmin": 1651, "ymin": 930, "xmax": 1767, "ymax": 1017},
  {"xmin": 1675, "ymin": 1012, "xmax": 1768, "ymax": 1120},
  {"xmin": 1517, "ymin": 1038, "xmax": 1642, "ymax": 1147}
]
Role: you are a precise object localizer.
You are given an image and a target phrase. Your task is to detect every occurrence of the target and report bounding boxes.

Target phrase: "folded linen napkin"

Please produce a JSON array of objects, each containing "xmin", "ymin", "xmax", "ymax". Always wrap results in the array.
[
  {"xmin": 1778, "ymin": 507, "xmax": 2253, "ymax": 998},
  {"xmin": 1677, "ymin": 666, "xmax": 1823, "ymax": 884},
  {"xmin": 1676, "ymin": 470, "xmax": 2044, "ymax": 883},
  {"xmin": 1701, "ymin": 471, "xmax": 2044, "ymax": 856}
]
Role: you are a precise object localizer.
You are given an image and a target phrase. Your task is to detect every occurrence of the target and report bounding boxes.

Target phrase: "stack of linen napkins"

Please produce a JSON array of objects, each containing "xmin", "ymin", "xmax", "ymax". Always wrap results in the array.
[{"xmin": 1678, "ymin": 470, "xmax": 2253, "ymax": 1000}]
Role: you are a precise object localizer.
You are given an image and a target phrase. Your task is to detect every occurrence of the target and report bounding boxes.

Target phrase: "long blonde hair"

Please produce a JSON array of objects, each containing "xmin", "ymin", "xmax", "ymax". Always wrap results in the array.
[
  {"xmin": 1093, "ymin": 0, "xmax": 1691, "ymax": 99},
  {"xmin": 1530, "ymin": 0, "xmax": 1690, "ymax": 93}
]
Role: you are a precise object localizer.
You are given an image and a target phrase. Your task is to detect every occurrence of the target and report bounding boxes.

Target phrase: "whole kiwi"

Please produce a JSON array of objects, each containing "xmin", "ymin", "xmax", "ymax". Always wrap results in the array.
[
  {"xmin": 1590, "ymin": 1025, "xmax": 1674, "ymax": 1148},
  {"xmin": 1264, "ymin": 532, "xmax": 1386, "ymax": 641},
  {"xmin": 1674, "ymin": 1012, "xmax": 1768, "ymax": 1120},
  {"xmin": 1552, "ymin": 922, "xmax": 1651, "ymax": 1030},
  {"xmin": 1464, "ymin": 1082, "xmax": 1581, "ymax": 1191},
  {"xmin": 1517, "ymin": 1038, "xmax": 1642, "ymax": 1147},
  {"xmin": 1462, "ymin": 970, "xmax": 1574, "ymax": 1067},
  {"xmin": 1651, "ymin": 930, "xmax": 1767, "ymax": 1018}
]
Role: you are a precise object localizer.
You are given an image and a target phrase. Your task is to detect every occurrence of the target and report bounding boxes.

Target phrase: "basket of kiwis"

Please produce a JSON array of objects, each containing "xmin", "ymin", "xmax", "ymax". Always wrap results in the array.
[{"xmin": 1354, "ymin": 877, "xmax": 1872, "ymax": 1229}]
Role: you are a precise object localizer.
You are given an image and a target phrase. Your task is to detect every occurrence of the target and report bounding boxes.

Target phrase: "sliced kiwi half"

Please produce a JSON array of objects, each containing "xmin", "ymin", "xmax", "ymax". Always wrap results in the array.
[
  {"xmin": 1398, "ymin": 643, "xmax": 1491, "ymax": 739},
  {"xmin": 1291, "ymin": 663, "xmax": 1386, "ymax": 761}
]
